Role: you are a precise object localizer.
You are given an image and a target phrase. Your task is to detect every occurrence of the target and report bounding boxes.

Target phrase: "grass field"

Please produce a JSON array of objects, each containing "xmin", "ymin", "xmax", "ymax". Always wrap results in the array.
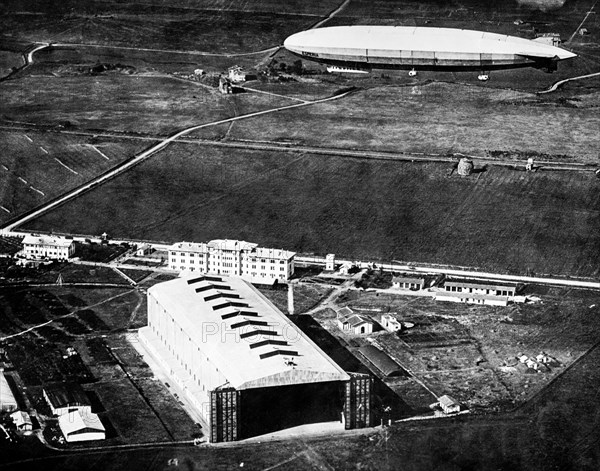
[
  {"xmin": 0, "ymin": 129, "xmax": 146, "ymax": 225},
  {"xmin": 0, "ymin": 72, "xmax": 300, "ymax": 137},
  {"xmin": 23, "ymin": 143, "xmax": 600, "ymax": 278},
  {"xmin": 225, "ymin": 81, "xmax": 600, "ymax": 161},
  {"xmin": 0, "ymin": 0, "xmax": 339, "ymax": 52}
]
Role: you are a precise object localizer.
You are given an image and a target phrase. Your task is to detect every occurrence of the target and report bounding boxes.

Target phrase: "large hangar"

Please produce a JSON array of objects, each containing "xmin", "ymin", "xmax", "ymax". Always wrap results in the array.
[{"xmin": 139, "ymin": 274, "xmax": 371, "ymax": 442}]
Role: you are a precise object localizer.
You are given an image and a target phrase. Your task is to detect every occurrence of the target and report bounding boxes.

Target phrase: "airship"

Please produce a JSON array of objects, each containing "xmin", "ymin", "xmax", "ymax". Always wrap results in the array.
[{"xmin": 283, "ymin": 26, "xmax": 577, "ymax": 80}]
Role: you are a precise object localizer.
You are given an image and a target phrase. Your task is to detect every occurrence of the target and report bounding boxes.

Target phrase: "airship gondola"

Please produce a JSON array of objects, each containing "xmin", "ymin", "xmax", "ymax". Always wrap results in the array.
[{"xmin": 284, "ymin": 26, "xmax": 576, "ymax": 78}]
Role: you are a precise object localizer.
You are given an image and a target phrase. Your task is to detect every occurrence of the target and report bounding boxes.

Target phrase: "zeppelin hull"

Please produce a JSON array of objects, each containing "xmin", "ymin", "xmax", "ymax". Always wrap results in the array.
[
  {"xmin": 294, "ymin": 49, "xmax": 538, "ymax": 72},
  {"xmin": 284, "ymin": 26, "xmax": 576, "ymax": 73}
]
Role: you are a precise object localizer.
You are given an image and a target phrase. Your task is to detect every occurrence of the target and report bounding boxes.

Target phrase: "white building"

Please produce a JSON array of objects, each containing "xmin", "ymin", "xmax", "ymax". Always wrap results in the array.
[
  {"xmin": 21, "ymin": 234, "xmax": 75, "ymax": 261},
  {"xmin": 10, "ymin": 411, "xmax": 32, "ymax": 432},
  {"xmin": 0, "ymin": 373, "xmax": 17, "ymax": 412},
  {"xmin": 58, "ymin": 410, "xmax": 105, "ymax": 442},
  {"xmin": 392, "ymin": 275, "xmax": 425, "ymax": 290},
  {"xmin": 337, "ymin": 307, "xmax": 374, "ymax": 335},
  {"xmin": 168, "ymin": 239, "xmax": 295, "ymax": 285},
  {"xmin": 381, "ymin": 314, "xmax": 402, "ymax": 332},
  {"xmin": 138, "ymin": 273, "xmax": 359, "ymax": 442}
]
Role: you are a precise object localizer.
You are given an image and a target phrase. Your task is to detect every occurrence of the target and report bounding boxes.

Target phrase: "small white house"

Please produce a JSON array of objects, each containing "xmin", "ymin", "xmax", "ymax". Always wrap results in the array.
[
  {"xmin": 381, "ymin": 314, "xmax": 402, "ymax": 332},
  {"xmin": 136, "ymin": 244, "xmax": 152, "ymax": 256},
  {"xmin": 392, "ymin": 275, "xmax": 425, "ymax": 290},
  {"xmin": 337, "ymin": 307, "xmax": 373, "ymax": 335},
  {"xmin": 228, "ymin": 65, "xmax": 246, "ymax": 83},
  {"xmin": 10, "ymin": 411, "xmax": 32, "ymax": 432},
  {"xmin": 58, "ymin": 410, "xmax": 105, "ymax": 443},
  {"xmin": 438, "ymin": 395, "xmax": 461, "ymax": 414}
]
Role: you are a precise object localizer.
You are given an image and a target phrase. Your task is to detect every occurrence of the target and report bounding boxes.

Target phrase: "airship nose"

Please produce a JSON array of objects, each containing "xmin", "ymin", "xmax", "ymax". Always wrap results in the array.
[{"xmin": 283, "ymin": 32, "xmax": 302, "ymax": 52}]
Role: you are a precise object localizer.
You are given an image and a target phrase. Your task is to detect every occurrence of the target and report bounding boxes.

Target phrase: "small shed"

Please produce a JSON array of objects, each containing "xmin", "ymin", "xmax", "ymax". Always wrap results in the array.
[
  {"xmin": 381, "ymin": 314, "xmax": 402, "ymax": 332},
  {"xmin": 358, "ymin": 346, "xmax": 404, "ymax": 377},
  {"xmin": 58, "ymin": 410, "xmax": 105, "ymax": 442},
  {"xmin": 337, "ymin": 308, "xmax": 373, "ymax": 335},
  {"xmin": 136, "ymin": 244, "xmax": 152, "ymax": 256},
  {"xmin": 457, "ymin": 158, "xmax": 474, "ymax": 176},
  {"xmin": 10, "ymin": 411, "xmax": 32, "ymax": 432},
  {"xmin": 438, "ymin": 395, "xmax": 461, "ymax": 414},
  {"xmin": 325, "ymin": 253, "xmax": 336, "ymax": 271},
  {"xmin": 228, "ymin": 65, "xmax": 246, "ymax": 83},
  {"xmin": 218, "ymin": 76, "xmax": 233, "ymax": 94},
  {"xmin": 43, "ymin": 382, "xmax": 91, "ymax": 417}
]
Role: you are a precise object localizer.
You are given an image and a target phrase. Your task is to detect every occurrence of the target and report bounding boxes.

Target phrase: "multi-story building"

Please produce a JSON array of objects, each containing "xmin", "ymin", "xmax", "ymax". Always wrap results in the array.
[
  {"xmin": 21, "ymin": 234, "xmax": 75, "ymax": 261},
  {"xmin": 167, "ymin": 239, "xmax": 295, "ymax": 285}
]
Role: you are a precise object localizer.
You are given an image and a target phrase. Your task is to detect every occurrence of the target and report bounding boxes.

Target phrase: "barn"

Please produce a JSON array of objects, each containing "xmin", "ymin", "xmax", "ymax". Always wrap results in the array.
[{"xmin": 139, "ymin": 274, "xmax": 371, "ymax": 442}]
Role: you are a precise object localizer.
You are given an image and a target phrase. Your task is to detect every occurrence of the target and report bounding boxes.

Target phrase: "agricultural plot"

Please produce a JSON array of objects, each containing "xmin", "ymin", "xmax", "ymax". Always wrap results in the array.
[
  {"xmin": 0, "ymin": 129, "xmax": 145, "ymax": 225},
  {"xmin": 24, "ymin": 144, "xmax": 600, "ymax": 278}
]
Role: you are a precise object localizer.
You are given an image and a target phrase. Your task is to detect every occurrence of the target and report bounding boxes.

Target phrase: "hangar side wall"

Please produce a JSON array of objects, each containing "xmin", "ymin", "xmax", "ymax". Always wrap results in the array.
[{"xmin": 143, "ymin": 292, "xmax": 229, "ymax": 423}]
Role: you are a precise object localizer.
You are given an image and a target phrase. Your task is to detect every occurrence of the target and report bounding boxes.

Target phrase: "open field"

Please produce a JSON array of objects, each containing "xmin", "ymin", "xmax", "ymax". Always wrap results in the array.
[
  {"xmin": 23, "ymin": 144, "xmax": 600, "ymax": 277},
  {"xmin": 0, "ymin": 0, "xmax": 339, "ymax": 52},
  {"xmin": 224, "ymin": 81, "xmax": 600, "ymax": 161},
  {"xmin": 0, "ymin": 129, "xmax": 146, "ymax": 225}
]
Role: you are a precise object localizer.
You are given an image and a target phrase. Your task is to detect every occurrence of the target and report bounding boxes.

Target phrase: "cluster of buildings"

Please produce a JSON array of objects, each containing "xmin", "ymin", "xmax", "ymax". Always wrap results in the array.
[
  {"xmin": 43, "ymin": 382, "xmax": 105, "ymax": 443},
  {"xmin": 167, "ymin": 239, "xmax": 295, "ymax": 285}
]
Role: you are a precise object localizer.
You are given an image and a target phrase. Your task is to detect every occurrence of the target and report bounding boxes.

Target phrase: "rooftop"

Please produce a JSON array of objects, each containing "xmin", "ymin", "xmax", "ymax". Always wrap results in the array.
[
  {"xmin": 44, "ymin": 382, "xmax": 90, "ymax": 409},
  {"xmin": 58, "ymin": 410, "xmax": 105, "ymax": 436},
  {"xmin": 22, "ymin": 234, "xmax": 73, "ymax": 248},
  {"xmin": 358, "ymin": 346, "xmax": 404, "ymax": 377},
  {"xmin": 168, "ymin": 241, "xmax": 207, "ymax": 252},
  {"xmin": 445, "ymin": 278, "xmax": 518, "ymax": 290},
  {"xmin": 148, "ymin": 274, "xmax": 349, "ymax": 390},
  {"xmin": 207, "ymin": 239, "xmax": 257, "ymax": 251}
]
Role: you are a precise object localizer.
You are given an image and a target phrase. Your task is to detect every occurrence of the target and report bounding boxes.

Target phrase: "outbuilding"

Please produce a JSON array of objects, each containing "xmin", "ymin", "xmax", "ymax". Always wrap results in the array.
[
  {"xmin": 58, "ymin": 410, "xmax": 105, "ymax": 442},
  {"xmin": 358, "ymin": 346, "xmax": 404, "ymax": 377},
  {"xmin": 437, "ymin": 395, "xmax": 461, "ymax": 414},
  {"xmin": 43, "ymin": 382, "xmax": 91, "ymax": 417},
  {"xmin": 337, "ymin": 308, "xmax": 374, "ymax": 335},
  {"xmin": 392, "ymin": 275, "xmax": 425, "ymax": 290},
  {"xmin": 10, "ymin": 411, "xmax": 32, "ymax": 432},
  {"xmin": 381, "ymin": 314, "xmax": 402, "ymax": 332}
]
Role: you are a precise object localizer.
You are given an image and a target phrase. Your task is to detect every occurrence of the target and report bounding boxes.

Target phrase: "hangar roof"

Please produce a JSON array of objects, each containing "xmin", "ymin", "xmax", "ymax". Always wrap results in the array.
[{"xmin": 148, "ymin": 274, "xmax": 349, "ymax": 390}]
